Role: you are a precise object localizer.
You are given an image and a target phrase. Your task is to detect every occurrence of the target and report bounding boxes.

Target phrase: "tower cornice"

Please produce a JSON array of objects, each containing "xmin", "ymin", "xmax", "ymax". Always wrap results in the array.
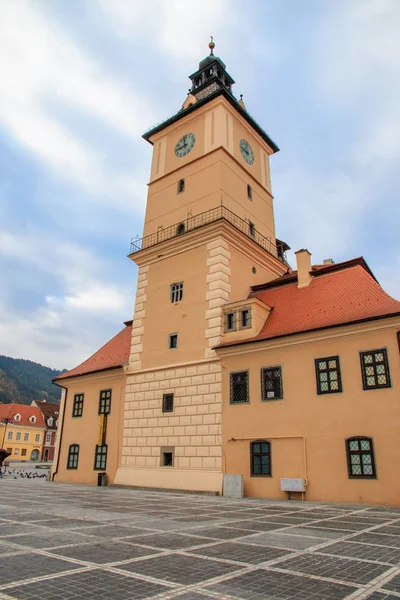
[{"xmin": 143, "ymin": 86, "xmax": 279, "ymax": 153}]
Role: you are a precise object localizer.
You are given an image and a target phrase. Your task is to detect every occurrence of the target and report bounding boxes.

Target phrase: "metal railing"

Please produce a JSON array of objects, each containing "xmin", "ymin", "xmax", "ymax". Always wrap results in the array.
[{"xmin": 130, "ymin": 206, "xmax": 278, "ymax": 258}]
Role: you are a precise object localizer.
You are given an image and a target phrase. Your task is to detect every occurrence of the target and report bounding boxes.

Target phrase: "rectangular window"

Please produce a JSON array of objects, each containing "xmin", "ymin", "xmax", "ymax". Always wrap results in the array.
[
  {"xmin": 14, "ymin": 449, "xmax": 19, "ymax": 455},
  {"xmin": 99, "ymin": 389, "xmax": 112, "ymax": 415},
  {"xmin": 177, "ymin": 179, "xmax": 185, "ymax": 193},
  {"xmin": 240, "ymin": 309, "xmax": 251, "ymax": 329},
  {"xmin": 162, "ymin": 394, "xmax": 174, "ymax": 413},
  {"xmin": 360, "ymin": 349, "xmax": 391, "ymax": 390},
  {"xmin": 67, "ymin": 444, "xmax": 79, "ymax": 469},
  {"xmin": 162, "ymin": 451, "xmax": 174, "ymax": 466},
  {"xmin": 24, "ymin": 433, "xmax": 29, "ymax": 442},
  {"xmin": 7, "ymin": 431, "xmax": 12, "ymax": 440},
  {"xmin": 45, "ymin": 432, "xmax": 52, "ymax": 445},
  {"xmin": 249, "ymin": 221, "xmax": 255, "ymax": 237},
  {"xmin": 170, "ymin": 282, "xmax": 183, "ymax": 303},
  {"xmin": 16, "ymin": 432, "xmax": 21, "ymax": 441},
  {"xmin": 315, "ymin": 356, "xmax": 342, "ymax": 394},
  {"xmin": 346, "ymin": 437, "xmax": 376, "ymax": 478},
  {"xmin": 247, "ymin": 184, "xmax": 252, "ymax": 200},
  {"xmin": 35, "ymin": 434, "xmax": 40, "ymax": 443},
  {"xmin": 225, "ymin": 312, "xmax": 236, "ymax": 332},
  {"xmin": 21, "ymin": 449, "xmax": 27, "ymax": 457},
  {"xmin": 230, "ymin": 370, "xmax": 249, "ymax": 404},
  {"xmin": 251, "ymin": 441, "xmax": 271, "ymax": 476},
  {"xmin": 169, "ymin": 333, "xmax": 178, "ymax": 349},
  {"xmin": 94, "ymin": 445, "xmax": 107, "ymax": 470},
  {"xmin": 72, "ymin": 393, "xmax": 84, "ymax": 417},
  {"xmin": 6, "ymin": 448, "xmax": 12, "ymax": 453},
  {"xmin": 261, "ymin": 367, "xmax": 283, "ymax": 401}
]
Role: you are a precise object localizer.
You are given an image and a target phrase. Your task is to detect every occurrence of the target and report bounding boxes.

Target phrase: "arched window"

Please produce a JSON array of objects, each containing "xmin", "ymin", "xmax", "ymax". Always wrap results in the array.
[
  {"xmin": 176, "ymin": 222, "xmax": 185, "ymax": 235},
  {"xmin": 177, "ymin": 179, "xmax": 185, "ymax": 193},
  {"xmin": 346, "ymin": 437, "xmax": 376, "ymax": 478},
  {"xmin": 250, "ymin": 440, "xmax": 271, "ymax": 477},
  {"xmin": 67, "ymin": 444, "xmax": 79, "ymax": 470}
]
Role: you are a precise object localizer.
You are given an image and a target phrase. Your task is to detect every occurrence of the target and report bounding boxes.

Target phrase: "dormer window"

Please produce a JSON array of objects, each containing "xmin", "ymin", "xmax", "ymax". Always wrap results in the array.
[
  {"xmin": 177, "ymin": 179, "xmax": 185, "ymax": 193},
  {"xmin": 14, "ymin": 414, "xmax": 21, "ymax": 422},
  {"xmin": 225, "ymin": 312, "xmax": 236, "ymax": 332},
  {"xmin": 29, "ymin": 416, "xmax": 36, "ymax": 424},
  {"xmin": 240, "ymin": 309, "xmax": 251, "ymax": 329},
  {"xmin": 48, "ymin": 417, "xmax": 54, "ymax": 427}
]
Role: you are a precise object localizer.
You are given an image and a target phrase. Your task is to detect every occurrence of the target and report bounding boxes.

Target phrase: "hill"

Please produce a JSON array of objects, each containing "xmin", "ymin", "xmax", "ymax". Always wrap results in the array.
[{"xmin": 0, "ymin": 355, "xmax": 65, "ymax": 405}]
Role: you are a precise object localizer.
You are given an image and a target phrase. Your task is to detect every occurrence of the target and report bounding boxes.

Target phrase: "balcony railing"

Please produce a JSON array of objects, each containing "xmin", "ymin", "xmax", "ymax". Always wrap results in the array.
[{"xmin": 130, "ymin": 206, "xmax": 278, "ymax": 258}]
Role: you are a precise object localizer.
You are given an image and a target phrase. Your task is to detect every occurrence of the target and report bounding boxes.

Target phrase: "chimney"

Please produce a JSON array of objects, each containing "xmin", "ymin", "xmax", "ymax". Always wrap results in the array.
[
  {"xmin": 323, "ymin": 258, "xmax": 334, "ymax": 265},
  {"xmin": 295, "ymin": 249, "xmax": 312, "ymax": 288}
]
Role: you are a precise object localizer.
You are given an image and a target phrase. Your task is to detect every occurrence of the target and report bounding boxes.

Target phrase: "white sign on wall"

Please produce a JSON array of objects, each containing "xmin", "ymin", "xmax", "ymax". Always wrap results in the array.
[{"xmin": 280, "ymin": 478, "xmax": 306, "ymax": 492}]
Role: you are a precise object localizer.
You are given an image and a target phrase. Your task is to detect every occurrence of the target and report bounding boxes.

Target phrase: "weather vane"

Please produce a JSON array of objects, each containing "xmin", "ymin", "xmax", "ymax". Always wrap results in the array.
[{"xmin": 209, "ymin": 36, "xmax": 215, "ymax": 55}]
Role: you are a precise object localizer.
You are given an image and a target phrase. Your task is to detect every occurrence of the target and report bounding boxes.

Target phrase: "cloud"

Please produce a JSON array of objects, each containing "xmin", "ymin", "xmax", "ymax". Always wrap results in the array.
[
  {"xmin": 0, "ymin": 2, "xmax": 154, "ymax": 201},
  {"xmin": 0, "ymin": 230, "xmax": 134, "ymax": 369}
]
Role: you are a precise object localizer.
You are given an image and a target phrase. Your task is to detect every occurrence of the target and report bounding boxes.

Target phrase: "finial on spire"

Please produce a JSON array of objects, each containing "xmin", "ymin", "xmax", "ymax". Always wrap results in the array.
[{"xmin": 209, "ymin": 36, "xmax": 215, "ymax": 56}]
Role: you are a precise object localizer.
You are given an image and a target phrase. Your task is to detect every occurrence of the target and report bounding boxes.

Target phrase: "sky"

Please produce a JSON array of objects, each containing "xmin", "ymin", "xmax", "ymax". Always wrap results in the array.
[{"xmin": 0, "ymin": 0, "xmax": 399, "ymax": 370}]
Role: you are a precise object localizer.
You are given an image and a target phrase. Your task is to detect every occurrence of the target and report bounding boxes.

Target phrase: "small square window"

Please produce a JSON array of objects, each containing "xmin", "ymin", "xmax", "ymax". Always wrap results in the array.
[
  {"xmin": 21, "ymin": 449, "xmax": 27, "ymax": 457},
  {"xmin": 240, "ymin": 309, "xmax": 251, "ymax": 329},
  {"xmin": 6, "ymin": 448, "xmax": 12, "ymax": 454},
  {"xmin": 360, "ymin": 349, "xmax": 391, "ymax": 390},
  {"xmin": 14, "ymin": 448, "xmax": 19, "ymax": 455},
  {"xmin": 170, "ymin": 282, "xmax": 183, "ymax": 303},
  {"xmin": 315, "ymin": 356, "xmax": 342, "ymax": 394},
  {"xmin": 99, "ymin": 389, "xmax": 112, "ymax": 415},
  {"xmin": 72, "ymin": 393, "xmax": 84, "ymax": 417},
  {"xmin": 261, "ymin": 366, "xmax": 283, "ymax": 401},
  {"xmin": 230, "ymin": 370, "xmax": 249, "ymax": 404},
  {"xmin": 161, "ymin": 447, "xmax": 174, "ymax": 467},
  {"xmin": 162, "ymin": 394, "xmax": 174, "ymax": 413},
  {"xmin": 225, "ymin": 312, "xmax": 236, "ymax": 332},
  {"xmin": 249, "ymin": 221, "xmax": 256, "ymax": 237},
  {"xmin": 169, "ymin": 333, "xmax": 178, "ymax": 349},
  {"xmin": 247, "ymin": 184, "xmax": 252, "ymax": 200}
]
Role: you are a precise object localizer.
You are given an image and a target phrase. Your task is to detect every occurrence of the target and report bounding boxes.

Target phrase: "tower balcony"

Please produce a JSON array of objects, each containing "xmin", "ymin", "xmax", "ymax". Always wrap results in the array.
[{"xmin": 130, "ymin": 206, "xmax": 287, "ymax": 263}]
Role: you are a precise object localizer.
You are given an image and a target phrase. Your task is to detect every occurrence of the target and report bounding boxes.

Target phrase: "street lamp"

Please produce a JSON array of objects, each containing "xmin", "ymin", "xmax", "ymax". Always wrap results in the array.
[{"xmin": 0, "ymin": 417, "xmax": 12, "ymax": 449}]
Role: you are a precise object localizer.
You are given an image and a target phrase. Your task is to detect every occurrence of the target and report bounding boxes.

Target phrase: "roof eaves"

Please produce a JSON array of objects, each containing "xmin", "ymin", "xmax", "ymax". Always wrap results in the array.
[
  {"xmin": 214, "ymin": 311, "xmax": 400, "ymax": 351},
  {"xmin": 53, "ymin": 364, "xmax": 125, "ymax": 385}
]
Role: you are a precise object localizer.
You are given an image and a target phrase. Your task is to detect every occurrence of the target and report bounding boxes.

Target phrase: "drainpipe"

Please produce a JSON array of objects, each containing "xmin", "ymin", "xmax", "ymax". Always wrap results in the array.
[{"xmin": 50, "ymin": 383, "xmax": 67, "ymax": 481}]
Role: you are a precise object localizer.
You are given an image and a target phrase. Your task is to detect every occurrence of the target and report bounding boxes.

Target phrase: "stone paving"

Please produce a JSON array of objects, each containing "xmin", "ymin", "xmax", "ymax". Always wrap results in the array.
[{"xmin": 0, "ymin": 479, "xmax": 399, "ymax": 599}]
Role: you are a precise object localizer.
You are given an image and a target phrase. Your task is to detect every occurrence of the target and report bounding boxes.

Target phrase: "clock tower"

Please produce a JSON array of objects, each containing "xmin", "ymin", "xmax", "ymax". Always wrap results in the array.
[{"xmin": 114, "ymin": 41, "xmax": 289, "ymax": 493}]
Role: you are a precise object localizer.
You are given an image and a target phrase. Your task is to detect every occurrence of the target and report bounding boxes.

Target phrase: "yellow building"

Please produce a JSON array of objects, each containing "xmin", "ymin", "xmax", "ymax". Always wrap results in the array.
[
  {"xmin": 0, "ymin": 404, "xmax": 45, "ymax": 461},
  {"xmin": 52, "ymin": 42, "xmax": 400, "ymax": 504}
]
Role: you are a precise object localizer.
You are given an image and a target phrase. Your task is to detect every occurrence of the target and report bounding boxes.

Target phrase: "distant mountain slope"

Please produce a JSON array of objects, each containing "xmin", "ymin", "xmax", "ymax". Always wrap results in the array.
[{"xmin": 0, "ymin": 355, "xmax": 65, "ymax": 405}]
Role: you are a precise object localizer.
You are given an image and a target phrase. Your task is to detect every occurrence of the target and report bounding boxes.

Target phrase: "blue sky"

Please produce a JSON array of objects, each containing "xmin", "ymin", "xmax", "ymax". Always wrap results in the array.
[{"xmin": 0, "ymin": 0, "xmax": 399, "ymax": 370}]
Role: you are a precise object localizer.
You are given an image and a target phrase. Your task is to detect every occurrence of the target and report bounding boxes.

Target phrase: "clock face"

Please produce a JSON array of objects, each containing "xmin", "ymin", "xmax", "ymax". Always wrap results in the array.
[
  {"xmin": 174, "ymin": 133, "xmax": 196, "ymax": 158},
  {"xmin": 240, "ymin": 139, "xmax": 255, "ymax": 165}
]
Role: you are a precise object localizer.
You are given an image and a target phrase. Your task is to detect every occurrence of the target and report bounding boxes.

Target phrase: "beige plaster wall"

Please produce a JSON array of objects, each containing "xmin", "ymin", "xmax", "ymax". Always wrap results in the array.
[
  {"xmin": 53, "ymin": 370, "xmax": 125, "ymax": 486},
  {"xmin": 220, "ymin": 321, "xmax": 400, "ymax": 505}
]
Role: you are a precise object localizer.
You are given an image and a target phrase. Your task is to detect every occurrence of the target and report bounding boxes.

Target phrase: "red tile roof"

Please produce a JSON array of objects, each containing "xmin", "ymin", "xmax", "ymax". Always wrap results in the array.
[
  {"xmin": 0, "ymin": 404, "xmax": 45, "ymax": 428},
  {"xmin": 218, "ymin": 258, "xmax": 400, "ymax": 349},
  {"xmin": 54, "ymin": 321, "xmax": 132, "ymax": 382},
  {"xmin": 32, "ymin": 400, "xmax": 60, "ymax": 429}
]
